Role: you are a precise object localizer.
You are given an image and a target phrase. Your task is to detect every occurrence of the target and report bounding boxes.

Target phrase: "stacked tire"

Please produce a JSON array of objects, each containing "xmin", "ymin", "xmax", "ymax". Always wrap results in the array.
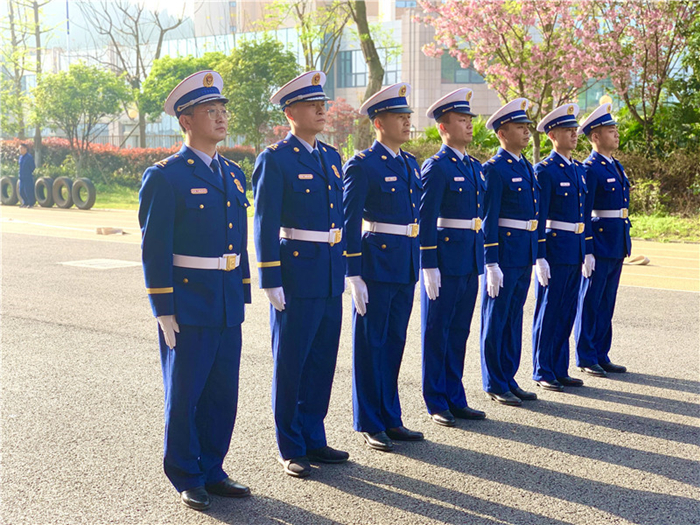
[{"xmin": 0, "ymin": 176, "xmax": 96, "ymax": 210}]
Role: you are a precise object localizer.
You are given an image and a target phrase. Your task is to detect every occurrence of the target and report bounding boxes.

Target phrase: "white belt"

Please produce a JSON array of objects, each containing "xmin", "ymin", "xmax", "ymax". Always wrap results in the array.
[
  {"xmin": 546, "ymin": 220, "xmax": 585, "ymax": 234},
  {"xmin": 173, "ymin": 253, "xmax": 240, "ymax": 271},
  {"xmin": 592, "ymin": 208, "xmax": 628, "ymax": 219},
  {"xmin": 498, "ymin": 218, "xmax": 539, "ymax": 231},
  {"xmin": 437, "ymin": 217, "xmax": 482, "ymax": 231},
  {"xmin": 280, "ymin": 227, "xmax": 342, "ymax": 244},
  {"xmin": 363, "ymin": 220, "xmax": 419, "ymax": 238}
]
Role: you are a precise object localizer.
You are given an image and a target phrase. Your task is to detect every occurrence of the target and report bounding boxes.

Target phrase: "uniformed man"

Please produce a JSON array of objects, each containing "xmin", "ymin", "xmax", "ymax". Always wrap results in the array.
[
  {"xmin": 18, "ymin": 144, "xmax": 36, "ymax": 208},
  {"xmin": 343, "ymin": 83, "xmax": 424, "ymax": 452},
  {"xmin": 253, "ymin": 71, "xmax": 348, "ymax": 478},
  {"xmin": 419, "ymin": 88, "xmax": 487, "ymax": 427},
  {"xmin": 480, "ymin": 98, "xmax": 540, "ymax": 407},
  {"xmin": 531, "ymin": 103, "xmax": 589, "ymax": 392},
  {"xmin": 139, "ymin": 70, "xmax": 252, "ymax": 510},
  {"xmin": 573, "ymin": 104, "xmax": 630, "ymax": 377}
]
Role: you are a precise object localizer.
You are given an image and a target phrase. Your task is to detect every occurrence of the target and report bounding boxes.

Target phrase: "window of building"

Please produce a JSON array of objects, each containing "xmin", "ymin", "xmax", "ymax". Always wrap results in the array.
[
  {"xmin": 396, "ymin": 1, "xmax": 417, "ymax": 7},
  {"xmin": 441, "ymin": 53, "xmax": 485, "ymax": 84},
  {"xmin": 337, "ymin": 48, "xmax": 401, "ymax": 88}
]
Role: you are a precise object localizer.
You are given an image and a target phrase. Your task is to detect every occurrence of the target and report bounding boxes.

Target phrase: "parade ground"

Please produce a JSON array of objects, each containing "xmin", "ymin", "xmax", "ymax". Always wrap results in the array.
[{"xmin": 2, "ymin": 206, "xmax": 699, "ymax": 525}]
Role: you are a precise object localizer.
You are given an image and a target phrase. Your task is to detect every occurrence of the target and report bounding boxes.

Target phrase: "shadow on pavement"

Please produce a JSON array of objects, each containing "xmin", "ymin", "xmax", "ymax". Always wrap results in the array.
[
  {"xmin": 206, "ymin": 495, "xmax": 339, "ymax": 524},
  {"xmin": 610, "ymin": 372, "xmax": 700, "ymax": 395}
]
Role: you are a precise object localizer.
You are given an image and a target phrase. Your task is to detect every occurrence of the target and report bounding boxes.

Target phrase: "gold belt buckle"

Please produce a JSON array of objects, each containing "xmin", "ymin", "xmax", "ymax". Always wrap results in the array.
[
  {"xmin": 225, "ymin": 254, "xmax": 238, "ymax": 271},
  {"xmin": 528, "ymin": 220, "xmax": 538, "ymax": 231},
  {"xmin": 409, "ymin": 223, "xmax": 419, "ymax": 237},
  {"xmin": 330, "ymin": 229, "xmax": 342, "ymax": 246},
  {"xmin": 621, "ymin": 208, "xmax": 628, "ymax": 219},
  {"xmin": 576, "ymin": 222, "xmax": 585, "ymax": 234},
  {"xmin": 473, "ymin": 218, "xmax": 483, "ymax": 232}
]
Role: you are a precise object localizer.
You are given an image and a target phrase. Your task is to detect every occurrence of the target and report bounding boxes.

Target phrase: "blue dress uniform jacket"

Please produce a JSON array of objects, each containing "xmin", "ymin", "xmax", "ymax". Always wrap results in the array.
[
  {"xmin": 343, "ymin": 140, "xmax": 422, "ymax": 433},
  {"xmin": 482, "ymin": 148, "xmax": 540, "ymax": 267},
  {"xmin": 253, "ymin": 133, "xmax": 345, "ymax": 298},
  {"xmin": 140, "ymin": 145, "xmax": 251, "ymax": 326},
  {"xmin": 252, "ymin": 132, "xmax": 345, "ymax": 460},
  {"xmin": 18, "ymin": 152, "xmax": 36, "ymax": 206},
  {"xmin": 419, "ymin": 145, "xmax": 485, "ymax": 415},
  {"xmin": 480, "ymin": 148, "xmax": 539, "ymax": 395},
  {"xmin": 138, "ymin": 144, "xmax": 251, "ymax": 492},
  {"xmin": 343, "ymin": 140, "xmax": 421, "ymax": 283},
  {"xmin": 419, "ymin": 145, "xmax": 485, "ymax": 276},
  {"xmin": 531, "ymin": 153, "xmax": 588, "ymax": 383},
  {"xmin": 573, "ymin": 151, "xmax": 632, "ymax": 368}
]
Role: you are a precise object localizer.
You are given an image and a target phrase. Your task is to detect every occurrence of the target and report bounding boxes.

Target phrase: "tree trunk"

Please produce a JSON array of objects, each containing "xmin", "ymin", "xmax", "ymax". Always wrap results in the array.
[
  {"xmin": 531, "ymin": 128, "xmax": 541, "ymax": 164},
  {"xmin": 139, "ymin": 111, "xmax": 146, "ymax": 148},
  {"xmin": 349, "ymin": 0, "xmax": 384, "ymax": 150},
  {"xmin": 32, "ymin": 0, "xmax": 43, "ymax": 167}
]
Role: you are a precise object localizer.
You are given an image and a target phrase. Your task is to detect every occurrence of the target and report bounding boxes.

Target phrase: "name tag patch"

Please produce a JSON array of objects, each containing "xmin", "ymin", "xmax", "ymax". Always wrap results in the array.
[
  {"xmin": 454, "ymin": 177, "xmax": 465, "ymax": 182},
  {"xmin": 560, "ymin": 182, "xmax": 571, "ymax": 187},
  {"xmin": 298, "ymin": 174, "xmax": 314, "ymax": 180},
  {"xmin": 385, "ymin": 176, "xmax": 397, "ymax": 182},
  {"xmin": 607, "ymin": 178, "xmax": 616, "ymax": 183},
  {"xmin": 190, "ymin": 188, "xmax": 208, "ymax": 194},
  {"xmin": 511, "ymin": 177, "xmax": 522, "ymax": 183}
]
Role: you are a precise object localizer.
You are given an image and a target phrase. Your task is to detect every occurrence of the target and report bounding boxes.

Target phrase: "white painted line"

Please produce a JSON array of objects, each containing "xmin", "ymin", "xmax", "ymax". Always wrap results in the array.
[
  {"xmin": 620, "ymin": 285, "xmax": 700, "ymax": 293},
  {"xmin": 60, "ymin": 259, "xmax": 141, "ymax": 270}
]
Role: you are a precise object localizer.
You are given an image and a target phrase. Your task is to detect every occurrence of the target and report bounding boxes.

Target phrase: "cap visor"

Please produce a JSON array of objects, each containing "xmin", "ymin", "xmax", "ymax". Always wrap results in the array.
[{"xmin": 450, "ymin": 108, "xmax": 477, "ymax": 117}]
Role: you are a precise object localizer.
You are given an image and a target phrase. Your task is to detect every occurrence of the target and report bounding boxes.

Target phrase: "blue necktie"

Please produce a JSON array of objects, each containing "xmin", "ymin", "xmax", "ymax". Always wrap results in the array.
[
  {"xmin": 210, "ymin": 158, "xmax": 221, "ymax": 178},
  {"xmin": 312, "ymin": 149, "xmax": 326, "ymax": 175},
  {"xmin": 463, "ymin": 157, "xmax": 477, "ymax": 186}
]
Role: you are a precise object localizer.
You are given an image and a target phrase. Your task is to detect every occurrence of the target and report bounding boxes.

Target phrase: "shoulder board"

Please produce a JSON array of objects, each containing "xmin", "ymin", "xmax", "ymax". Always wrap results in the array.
[
  {"xmin": 319, "ymin": 140, "xmax": 338, "ymax": 151},
  {"xmin": 586, "ymin": 160, "xmax": 593, "ymax": 165},
  {"xmin": 153, "ymin": 153, "xmax": 181, "ymax": 168},
  {"xmin": 488, "ymin": 159, "xmax": 496, "ymax": 164},
  {"xmin": 403, "ymin": 151, "xmax": 416, "ymax": 159},
  {"xmin": 542, "ymin": 161, "xmax": 549, "ymax": 166},
  {"xmin": 469, "ymin": 155, "xmax": 479, "ymax": 163},
  {"xmin": 219, "ymin": 156, "xmax": 241, "ymax": 169},
  {"xmin": 266, "ymin": 138, "xmax": 292, "ymax": 152}
]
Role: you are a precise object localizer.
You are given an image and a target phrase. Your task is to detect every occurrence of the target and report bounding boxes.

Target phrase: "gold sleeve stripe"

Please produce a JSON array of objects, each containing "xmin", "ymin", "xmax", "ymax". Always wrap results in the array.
[
  {"xmin": 242, "ymin": 278, "xmax": 251, "ymax": 284},
  {"xmin": 257, "ymin": 261, "xmax": 281, "ymax": 268},
  {"xmin": 585, "ymin": 236, "xmax": 593, "ymax": 240},
  {"xmin": 420, "ymin": 246, "xmax": 437, "ymax": 250},
  {"xmin": 345, "ymin": 252, "xmax": 362, "ymax": 257},
  {"xmin": 538, "ymin": 239, "xmax": 547, "ymax": 242},
  {"xmin": 484, "ymin": 242, "xmax": 498, "ymax": 247},
  {"xmin": 146, "ymin": 287, "xmax": 173, "ymax": 294}
]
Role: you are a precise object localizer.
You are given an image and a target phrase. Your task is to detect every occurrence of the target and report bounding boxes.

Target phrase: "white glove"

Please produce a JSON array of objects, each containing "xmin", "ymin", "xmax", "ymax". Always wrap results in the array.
[
  {"xmin": 582, "ymin": 254, "xmax": 596, "ymax": 278},
  {"xmin": 157, "ymin": 315, "xmax": 180, "ymax": 349},
  {"xmin": 485, "ymin": 264, "xmax": 504, "ymax": 298},
  {"xmin": 422, "ymin": 268, "xmax": 441, "ymax": 301},
  {"xmin": 535, "ymin": 258, "xmax": 551, "ymax": 287},
  {"xmin": 264, "ymin": 287, "xmax": 286, "ymax": 311},
  {"xmin": 347, "ymin": 275, "xmax": 369, "ymax": 316}
]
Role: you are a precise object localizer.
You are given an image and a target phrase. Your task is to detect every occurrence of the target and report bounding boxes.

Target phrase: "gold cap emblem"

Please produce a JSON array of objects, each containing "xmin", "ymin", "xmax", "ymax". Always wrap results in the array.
[
  {"xmin": 466, "ymin": 91, "xmax": 472, "ymax": 101},
  {"xmin": 311, "ymin": 73, "xmax": 321, "ymax": 86},
  {"xmin": 567, "ymin": 105, "xmax": 575, "ymax": 115},
  {"xmin": 398, "ymin": 85, "xmax": 407, "ymax": 97},
  {"xmin": 520, "ymin": 100, "xmax": 527, "ymax": 110},
  {"xmin": 606, "ymin": 104, "xmax": 612, "ymax": 113},
  {"xmin": 203, "ymin": 73, "xmax": 214, "ymax": 87}
]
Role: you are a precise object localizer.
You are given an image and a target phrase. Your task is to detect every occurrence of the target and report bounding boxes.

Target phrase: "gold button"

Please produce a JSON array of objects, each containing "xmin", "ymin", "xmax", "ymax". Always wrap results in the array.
[
  {"xmin": 381, "ymin": 244, "xmax": 387, "ymax": 249},
  {"xmin": 187, "ymin": 159, "xmax": 194, "ymax": 164},
  {"xmin": 477, "ymin": 191, "xmax": 479, "ymax": 195},
  {"xmin": 625, "ymin": 198, "xmax": 628, "ymax": 202},
  {"xmin": 328, "ymin": 185, "xmax": 332, "ymax": 190},
  {"xmin": 534, "ymin": 199, "xmax": 537, "ymax": 203},
  {"xmin": 306, "ymin": 189, "xmax": 310, "ymax": 193},
  {"xmin": 410, "ymin": 189, "xmax": 413, "ymax": 193},
  {"xmin": 459, "ymin": 188, "xmax": 463, "ymax": 192},
  {"xmin": 507, "ymin": 159, "xmax": 513, "ymax": 163},
  {"xmin": 579, "ymin": 193, "xmax": 582, "ymax": 197},
  {"xmin": 580, "ymin": 203, "xmax": 583, "ymax": 207},
  {"xmin": 391, "ymin": 188, "xmax": 395, "ymax": 192},
  {"xmin": 477, "ymin": 204, "xmax": 480, "ymax": 208},
  {"xmin": 444, "ymin": 237, "xmax": 449, "ymax": 242},
  {"xmin": 506, "ymin": 231, "xmax": 511, "ymax": 236},
  {"xmin": 552, "ymin": 232, "xmax": 557, "ymax": 237},
  {"xmin": 229, "ymin": 244, "xmax": 233, "ymax": 250},
  {"xmin": 331, "ymin": 223, "xmax": 335, "ymax": 227},
  {"xmin": 414, "ymin": 218, "xmax": 418, "ymax": 223},
  {"xmin": 518, "ymin": 188, "xmax": 522, "ymax": 192},
  {"xmin": 199, "ymin": 204, "xmax": 204, "ymax": 209},
  {"xmin": 294, "ymin": 147, "xmax": 299, "ymax": 152},
  {"xmin": 330, "ymin": 203, "xmax": 334, "ymax": 208},
  {"xmin": 452, "ymin": 158, "xmax": 457, "ymax": 162},
  {"xmin": 381, "ymin": 155, "xmax": 387, "ymax": 160},
  {"xmin": 183, "ymin": 278, "xmax": 189, "ymax": 283},
  {"xmin": 599, "ymin": 228, "xmax": 603, "ymax": 232},
  {"xmin": 412, "ymin": 203, "xmax": 416, "ymax": 207},
  {"xmin": 293, "ymin": 251, "xmax": 299, "ymax": 257},
  {"xmin": 229, "ymin": 223, "xmax": 233, "ymax": 229},
  {"xmin": 227, "ymin": 201, "xmax": 231, "ymax": 207},
  {"xmin": 244, "ymin": 203, "xmax": 249, "ymax": 207}
]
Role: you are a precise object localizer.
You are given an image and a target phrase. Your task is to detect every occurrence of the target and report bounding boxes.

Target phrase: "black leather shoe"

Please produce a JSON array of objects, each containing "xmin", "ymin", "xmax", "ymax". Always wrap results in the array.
[
  {"xmin": 205, "ymin": 477, "xmax": 251, "ymax": 498},
  {"xmin": 361, "ymin": 431, "xmax": 394, "ymax": 451},
  {"xmin": 181, "ymin": 486, "xmax": 211, "ymax": 510},
  {"xmin": 386, "ymin": 426, "xmax": 424, "ymax": 441},
  {"xmin": 487, "ymin": 391, "xmax": 522, "ymax": 406},
  {"xmin": 431, "ymin": 410, "xmax": 456, "ymax": 427},
  {"xmin": 511, "ymin": 387, "xmax": 537, "ymax": 400},
  {"xmin": 451, "ymin": 406, "xmax": 486, "ymax": 420},
  {"xmin": 579, "ymin": 364, "xmax": 607, "ymax": 377},
  {"xmin": 307, "ymin": 445, "xmax": 349, "ymax": 464},
  {"xmin": 536, "ymin": 380, "xmax": 564, "ymax": 392},
  {"xmin": 278, "ymin": 456, "xmax": 311, "ymax": 478},
  {"xmin": 557, "ymin": 375, "xmax": 584, "ymax": 387},
  {"xmin": 600, "ymin": 362, "xmax": 627, "ymax": 373}
]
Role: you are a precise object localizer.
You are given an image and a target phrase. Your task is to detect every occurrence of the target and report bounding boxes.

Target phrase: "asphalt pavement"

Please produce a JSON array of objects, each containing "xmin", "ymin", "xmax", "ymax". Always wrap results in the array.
[{"xmin": 2, "ymin": 207, "xmax": 699, "ymax": 524}]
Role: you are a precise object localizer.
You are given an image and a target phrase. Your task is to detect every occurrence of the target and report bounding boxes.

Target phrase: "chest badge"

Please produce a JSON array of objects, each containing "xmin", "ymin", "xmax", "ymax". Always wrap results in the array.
[
  {"xmin": 560, "ymin": 182, "xmax": 571, "ymax": 187},
  {"xmin": 234, "ymin": 178, "xmax": 244, "ymax": 193},
  {"xmin": 385, "ymin": 176, "xmax": 397, "ymax": 182},
  {"xmin": 332, "ymin": 165, "xmax": 341, "ymax": 179},
  {"xmin": 191, "ymin": 188, "xmax": 208, "ymax": 194},
  {"xmin": 481, "ymin": 172, "xmax": 486, "ymax": 181},
  {"xmin": 414, "ymin": 169, "xmax": 420, "ymax": 178},
  {"xmin": 298, "ymin": 174, "xmax": 314, "ymax": 180},
  {"xmin": 454, "ymin": 177, "xmax": 465, "ymax": 182},
  {"xmin": 511, "ymin": 177, "xmax": 522, "ymax": 183}
]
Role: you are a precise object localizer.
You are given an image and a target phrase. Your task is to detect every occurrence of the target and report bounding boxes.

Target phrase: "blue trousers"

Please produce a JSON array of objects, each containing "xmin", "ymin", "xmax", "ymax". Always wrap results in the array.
[
  {"xmin": 19, "ymin": 175, "xmax": 35, "ymax": 206},
  {"xmin": 421, "ymin": 272, "xmax": 479, "ymax": 415},
  {"xmin": 480, "ymin": 265, "xmax": 531, "ymax": 394},
  {"xmin": 352, "ymin": 280, "xmax": 415, "ymax": 433},
  {"xmin": 160, "ymin": 324, "xmax": 241, "ymax": 492},
  {"xmin": 532, "ymin": 264, "xmax": 580, "ymax": 381},
  {"xmin": 270, "ymin": 295, "xmax": 341, "ymax": 459},
  {"xmin": 574, "ymin": 257, "xmax": 624, "ymax": 367}
]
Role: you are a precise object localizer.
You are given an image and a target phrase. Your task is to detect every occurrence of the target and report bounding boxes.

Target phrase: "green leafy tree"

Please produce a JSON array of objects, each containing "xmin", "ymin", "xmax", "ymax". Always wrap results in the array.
[
  {"xmin": 33, "ymin": 63, "xmax": 131, "ymax": 177},
  {"xmin": 141, "ymin": 52, "xmax": 226, "ymax": 122},
  {"xmin": 217, "ymin": 37, "xmax": 301, "ymax": 152}
]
